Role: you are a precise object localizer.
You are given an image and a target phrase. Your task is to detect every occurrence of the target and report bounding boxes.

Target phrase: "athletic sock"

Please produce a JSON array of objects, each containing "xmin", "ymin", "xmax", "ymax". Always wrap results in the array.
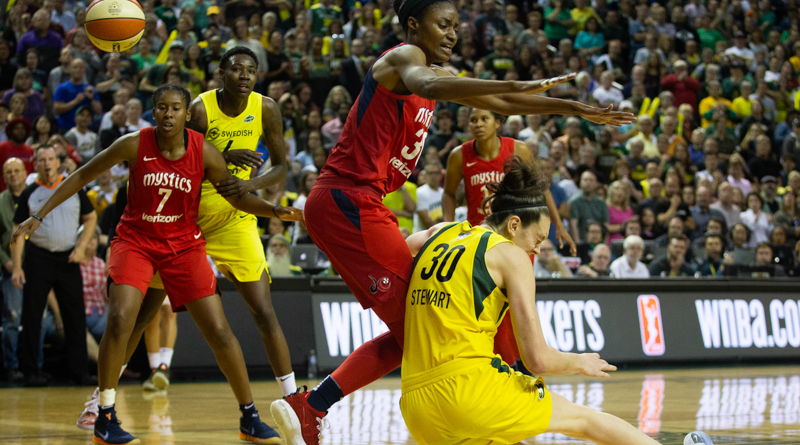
[
  {"xmin": 275, "ymin": 372, "xmax": 296, "ymax": 396},
  {"xmin": 239, "ymin": 402, "xmax": 257, "ymax": 418},
  {"xmin": 99, "ymin": 389, "xmax": 116, "ymax": 409},
  {"xmin": 307, "ymin": 376, "xmax": 344, "ymax": 413},
  {"xmin": 159, "ymin": 348, "xmax": 174, "ymax": 368},
  {"xmin": 118, "ymin": 364, "xmax": 127, "ymax": 378},
  {"xmin": 147, "ymin": 353, "xmax": 160, "ymax": 370}
]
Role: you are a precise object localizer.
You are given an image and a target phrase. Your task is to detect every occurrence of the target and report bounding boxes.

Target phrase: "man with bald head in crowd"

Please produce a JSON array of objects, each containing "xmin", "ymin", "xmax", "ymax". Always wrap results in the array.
[
  {"xmin": 99, "ymin": 105, "xmax": 131, "ymax": 151},
  {"xmin": 691, "ymin": 185, "xmax": 726, "ymax": 239},
  {"xmin": 0, "ymin": 158, "xmax": 28, "ymax": 382},
  {"xmin": 16, "ymin": 9, "xmax": 63, "ymax": 72},
  {"xmin": 577, "ymin": 243, "xmax": 612, "ymax": 277},
  {"xmin": 53, "ymin": 58, "xmax": 101, "ymax": 134},
  {"xmin": 710, "ymin": 181, "xmax": 742, "ymax": 227}
]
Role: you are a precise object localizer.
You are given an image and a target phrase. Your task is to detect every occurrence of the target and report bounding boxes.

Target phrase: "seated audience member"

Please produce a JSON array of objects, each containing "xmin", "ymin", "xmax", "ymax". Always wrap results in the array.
[
  {"xmin": 769, "ymin": 227, "xmax": 795, "ymax": 267},
  {"xmin": 740, "ymin": 192, "xmax": 772, "ymax": 246},
  {"xmin": 691, "ymin": 185, "xmax": 726, "ymax": 239},
  {"xmin": 729, "ymin": 222, "xmax": 754, "ymax": 264},
  {"xmin": 695, "ymin": 233, "xmax": 726, "ymax": 276},
  {"xmin": 609, "ymin": 235, "xmax": 650, "ymax": 278},
  {"xmin": 569, "ymin": 170, "xmax": 609, "ymax": 242},
  {"xmin": 691, "ymin": 217, "xmax": 727, "ymax": 253},
  {"xmin": 622, "ymin": 217, "xmax": 642, "ymax": 238},
  {"xmin": 576, "ymin": 243, "xmax": 612, "ymax": 277},
  {"xmin": 760, "ymin": 175, "xmax": 780, "ymax": 215},
  {"xmin": 606, "ymin": 180, "xmax": 633, "ymax": 242},
  {"xmin": 64, "ymin": 106, "xmax": 97, "ymax": 162},
  {"xmin": 750, "ymin": 242, "xmax": 785, "ymax": 276},
  {"xmin": 655, "ymin": 216, "xmax": 686, "ymax": 247},
  {"xmin": 638, "ymin": 207, "xmax": 659, "ymax": 240},
  {"xmin": 574, "ymin": 220, "xmax": 605, "ymax": 265},
  {"xmin": 649, "ymin": 235, "xmax": 694, "ymax": 277},
  {"xmin": 266, "ymin": 234, "xmax": 304, "ymax": 277},
  {"xmin": 0, "ymin": 118, "xmax": 34, "ymax": 190},
  {"xmin": 533, "ymin": 239, "xmax": 573, "ymax": 278},
  {"xmin": 709, "ymin": 181, "xmax": 742, "ymax": 227},
  {"xmin": 772, "ymin": 189, "xmax": 799, "ymax": 245},
  {"xmin": 655, "ymin": 175, "xmax": 695, "ymax": 231}
]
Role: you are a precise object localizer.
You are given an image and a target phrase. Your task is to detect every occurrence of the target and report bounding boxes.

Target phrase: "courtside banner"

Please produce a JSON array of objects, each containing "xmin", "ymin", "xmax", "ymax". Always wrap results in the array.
[{"xmin": 310, "ymin": 279, "xmax": 800, "ymax": 369}]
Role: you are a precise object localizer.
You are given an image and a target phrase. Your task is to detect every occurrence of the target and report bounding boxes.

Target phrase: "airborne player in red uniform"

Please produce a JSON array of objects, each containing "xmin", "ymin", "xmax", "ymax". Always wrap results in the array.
[
  {"xmin": 13, "ymin": 85, "xmax": 302, "ymax": 445},
  {"xmin": 270, "ymin": 0, "xmax": 635, "ymax": 443}
]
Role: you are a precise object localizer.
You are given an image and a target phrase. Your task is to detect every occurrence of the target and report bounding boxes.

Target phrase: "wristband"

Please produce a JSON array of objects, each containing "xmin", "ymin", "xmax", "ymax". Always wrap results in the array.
[{"xmin": 31, "ymin": 214, "xmax": 43, "ymax": 222}]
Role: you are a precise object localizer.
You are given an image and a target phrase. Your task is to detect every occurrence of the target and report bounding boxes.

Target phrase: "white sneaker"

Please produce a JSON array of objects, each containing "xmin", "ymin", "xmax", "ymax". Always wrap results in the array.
[
  {"xmin": 684, "ymin": 431, "xmax": 715, "ymax": 445},
  {"xmin": 76, "ymin": 388, "xmax": 99, "ymax": 430}
]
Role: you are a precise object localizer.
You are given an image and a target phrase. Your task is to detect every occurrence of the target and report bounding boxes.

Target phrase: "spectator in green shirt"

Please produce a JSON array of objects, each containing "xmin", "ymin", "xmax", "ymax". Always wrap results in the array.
[
  {"xmin": 307, "ymin": 0, "xmax": 343, "ymax": 37},
  {"xmin": 544, "ymin": 0, "xmax": 573, "ymax": 46},
  {"xmin": 155, "ymin": 0, "xmax": 180, "ymax": 34},
  {"xmin": 697, "ymin": 14, "xmax": 726, "ymax": 52}
]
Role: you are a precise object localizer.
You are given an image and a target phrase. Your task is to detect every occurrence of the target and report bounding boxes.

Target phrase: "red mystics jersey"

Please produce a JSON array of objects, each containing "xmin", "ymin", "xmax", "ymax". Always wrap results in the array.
[
  {"xmin": 317, "ymin": 45, "xmax": 436, "ymax": 198},
  {"xmin": 462, "ymin": 136, "xmax": 516, "ymax": 226},
  {"xmin": 119, "ymin": 127, "xmax": 205, "ymax": 239}
]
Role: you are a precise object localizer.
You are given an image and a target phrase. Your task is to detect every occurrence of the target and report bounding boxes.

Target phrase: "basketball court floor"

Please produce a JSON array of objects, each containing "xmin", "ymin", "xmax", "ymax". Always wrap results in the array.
[{"xmin": 1, "ymin": 365, "xmax": 798, "ymax": 444}]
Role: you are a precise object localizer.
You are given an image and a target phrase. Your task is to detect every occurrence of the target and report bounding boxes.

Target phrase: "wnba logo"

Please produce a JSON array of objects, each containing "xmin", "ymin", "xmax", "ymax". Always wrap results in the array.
[{"xmin": 638, "ymin": 295, "xmax": 665, "ymax": 356}]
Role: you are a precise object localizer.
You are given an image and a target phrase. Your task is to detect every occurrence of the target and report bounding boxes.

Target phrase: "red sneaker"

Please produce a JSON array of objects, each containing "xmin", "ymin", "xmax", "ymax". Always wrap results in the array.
[{"xmin": 270, "ymin": 386, "xmax": 328, "ymax": 445}]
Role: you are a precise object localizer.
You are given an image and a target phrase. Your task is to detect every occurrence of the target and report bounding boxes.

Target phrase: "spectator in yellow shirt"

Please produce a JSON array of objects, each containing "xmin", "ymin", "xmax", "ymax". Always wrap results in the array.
[
  {"xmin": 699, "ymin": 80, "xmax": 732, "ymax": 128},
  {"xmin": 569, "ymin": 0, "xmax": 601, "ymax": 35},
  {"xmin": 731, "ymin": 80, "xmax": 753, "ymax": 119}
]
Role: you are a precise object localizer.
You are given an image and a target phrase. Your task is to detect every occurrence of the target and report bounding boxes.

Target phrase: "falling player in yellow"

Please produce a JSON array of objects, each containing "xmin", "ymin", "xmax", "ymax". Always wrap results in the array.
[{"xmin": 400, "ymin": 156, "xmax": 671, "ymax": 445}]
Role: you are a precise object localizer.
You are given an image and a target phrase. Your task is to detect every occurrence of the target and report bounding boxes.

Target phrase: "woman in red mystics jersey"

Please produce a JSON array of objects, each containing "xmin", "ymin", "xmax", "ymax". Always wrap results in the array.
[
  {"xmin": 13, "ymin": 85, "xmax": 302, "ymax": 445},
  {"xmin": 271, "ymin": 0, "xmax": 635, "ymax": 442}
]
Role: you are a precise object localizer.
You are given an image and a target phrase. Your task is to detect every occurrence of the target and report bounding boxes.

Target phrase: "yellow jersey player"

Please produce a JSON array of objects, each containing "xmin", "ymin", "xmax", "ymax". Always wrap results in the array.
[{"xmin": 400, "ymin": 156, "xmax": 712, "ymax": 445}]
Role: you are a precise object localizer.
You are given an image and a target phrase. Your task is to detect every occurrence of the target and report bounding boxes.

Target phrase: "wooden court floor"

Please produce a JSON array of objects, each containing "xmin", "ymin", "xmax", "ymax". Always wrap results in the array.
[{"xmin": 1, "ymin": 365, "xmax": 799, "ymax": 444}]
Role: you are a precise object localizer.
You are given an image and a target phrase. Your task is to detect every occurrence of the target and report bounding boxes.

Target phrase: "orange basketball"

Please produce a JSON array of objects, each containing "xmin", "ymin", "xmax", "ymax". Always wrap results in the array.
[{"xmin": 84, "ymin": 0, "xmax": 145, "ymax": 53}]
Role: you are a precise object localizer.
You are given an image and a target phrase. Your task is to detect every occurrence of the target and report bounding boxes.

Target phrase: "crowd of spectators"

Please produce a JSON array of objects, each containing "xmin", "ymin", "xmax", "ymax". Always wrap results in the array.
[{"xmin": 2, "ymin": 0, "xmax": 800, "ymax": 382}]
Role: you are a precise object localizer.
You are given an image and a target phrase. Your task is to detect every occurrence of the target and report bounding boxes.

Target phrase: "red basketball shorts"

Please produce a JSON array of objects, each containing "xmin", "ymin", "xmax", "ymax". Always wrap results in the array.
[
  {"xmin": 304, "ymin": 187, "xmax": 411, "ymax": 345},
  {"xmin": 108, "ymin": 223, "xmax": 217, "ymax": 312}
]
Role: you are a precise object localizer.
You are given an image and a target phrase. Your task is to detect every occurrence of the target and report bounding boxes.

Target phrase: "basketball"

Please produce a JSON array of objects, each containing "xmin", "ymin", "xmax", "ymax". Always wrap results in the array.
[{"xmin": 84, "ymin": 0, "xmax": 145, "ymax": 53}]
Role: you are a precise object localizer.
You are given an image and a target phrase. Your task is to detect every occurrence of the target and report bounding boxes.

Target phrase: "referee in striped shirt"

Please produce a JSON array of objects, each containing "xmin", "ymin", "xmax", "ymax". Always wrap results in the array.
[{"xmin": 10, "ymin": 145, "xmax": 97, "ymax": 386}]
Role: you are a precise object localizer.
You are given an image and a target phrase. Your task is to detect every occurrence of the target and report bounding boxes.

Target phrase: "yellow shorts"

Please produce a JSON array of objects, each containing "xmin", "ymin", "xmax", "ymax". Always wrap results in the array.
[
  {"xmin": 150, "ymin": 209, "xmax": 269, "ymax": 288},
  {"xmin": 400, "ymin": 363, "xmax": 553, "ymax": 445}
]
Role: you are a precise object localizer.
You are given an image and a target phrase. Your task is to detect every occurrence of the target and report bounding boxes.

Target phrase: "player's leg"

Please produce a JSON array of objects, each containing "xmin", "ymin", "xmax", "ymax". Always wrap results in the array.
[
  {"xmin": 231, "ymin": 272, "xmax": 294, "ymax": 393},
  {"xmin": 545, "ymin": 391, "xmax": 661, "ymax": 445},
  {"xmin": 142, "ymin": 308, "xmax": 162, "ymax": 390},
  {"xmin": 204, "ymin": 211, "xmax": 295, "ymax": 396},
  {"xmin": 78, "ymin": 288, "xmax": 168, "ymax": 431},
  {"xmin": 183, "ymin": 294, "xmax": 280, "ymax": 444},
  {"xmin": 93, "ymin": 282, "xmax": 146, "ymax": 445},
  {"xmin": 161, "ymin": 243, "xmax": 280, "ymax": 444},
  {"xmin": 151, "ymin": 302, "xmax": 177, "ymax": 389}
]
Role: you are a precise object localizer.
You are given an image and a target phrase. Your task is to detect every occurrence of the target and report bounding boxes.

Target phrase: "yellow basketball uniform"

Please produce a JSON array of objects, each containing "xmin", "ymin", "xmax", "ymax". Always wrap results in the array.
[
  {"xmin": 151, "ymin": 89, "xmax": 269, "ymax": 288},
  {"xmin": 400, "ymin": 222, "xmax": 553, "ymax": 445}
]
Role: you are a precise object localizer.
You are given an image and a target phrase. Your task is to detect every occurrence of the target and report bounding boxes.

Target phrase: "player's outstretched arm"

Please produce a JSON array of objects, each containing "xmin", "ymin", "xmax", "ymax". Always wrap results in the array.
[
  {"xmin": 378, "ymin": 45, "xmax": 578, "ymax": 102},
  {"xmin": 202, "ymin": 140, "xmax": 303, "ymax": 221},
  {"xmin": 11, "ymin": 133, "xmax": 140, "ymax": 245},
  {"xmin": 491, "ymin": 243, "xmax": 616, "ymax": 378}
]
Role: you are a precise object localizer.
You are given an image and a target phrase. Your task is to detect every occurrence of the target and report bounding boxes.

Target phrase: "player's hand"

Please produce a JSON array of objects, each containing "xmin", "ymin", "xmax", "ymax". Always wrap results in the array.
[
  {"xmin": 12, "ymin": 217, "xmax": 41, "ymax": 247},
  {"xmin": 274, "ymin": 205, "xmax": 304, "ymax": 222},
  {"xmin": 555, "ymin": 225, "xmax": 576, "ymax": 257},
  {"xmin": 579, "ymin": 105, "xmax": 637, "ymax": 127},
  {"xmin": 215, "ymin": 176, "xmax": 251, "ymax": 198},
  {"xmin": 576, "ymin": 353, "xmax": 616, "ymax": 378},
  {"xmin": 223, "ymin": 149, "xmax": 263, "ymax": 169},
  {"xmin": 522, "ymin": 73, "xmax": 576, "ymax": 95}
]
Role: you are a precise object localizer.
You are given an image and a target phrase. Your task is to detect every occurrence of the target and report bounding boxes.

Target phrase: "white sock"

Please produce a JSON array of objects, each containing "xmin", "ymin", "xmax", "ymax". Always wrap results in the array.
[
  {"xmin": 148, "ymin": 353, "xmax": 160, "ymax": 370},
  {"xmin": 99, "ymin": 389, "xmax": 116, "ymax": 409},
  {"xmin": 160, "ymin": 348, "xmax": 174, "ymax": 368},
  {"xmin": 276, "ymin": 372, "xmax": 296, "ymax": 396}
]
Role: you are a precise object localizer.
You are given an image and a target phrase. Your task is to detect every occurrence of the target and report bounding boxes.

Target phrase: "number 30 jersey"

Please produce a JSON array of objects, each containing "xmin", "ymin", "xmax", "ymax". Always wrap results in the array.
[
  {"xmin": 402, "ymin": 222, "xmax": 512, "ymax": 386},
  {"xmin": 317, "ymin": 45, "xmax": 436, "ymax": 198},
  {"xmin": 198, "ymin": 89, "xmax": 263, "ymax": 214}
]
